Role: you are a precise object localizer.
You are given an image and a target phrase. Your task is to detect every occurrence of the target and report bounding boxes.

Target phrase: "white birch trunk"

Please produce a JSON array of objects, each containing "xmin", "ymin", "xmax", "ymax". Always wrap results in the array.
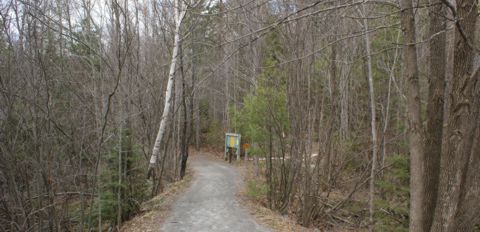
[{"xmin": 148, "ymin": 0, "xmax": 186, "ymax": 173}]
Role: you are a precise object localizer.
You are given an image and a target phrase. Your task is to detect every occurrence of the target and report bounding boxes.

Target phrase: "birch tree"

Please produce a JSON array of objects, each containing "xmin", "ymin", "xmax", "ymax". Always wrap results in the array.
[{"xmin": 147, "ymin": 0, "xmax": 187, "ymax": 178}]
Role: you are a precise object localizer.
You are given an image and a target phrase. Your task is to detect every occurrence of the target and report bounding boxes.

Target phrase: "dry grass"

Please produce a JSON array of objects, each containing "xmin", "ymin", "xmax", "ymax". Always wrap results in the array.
[
  {"xmin": 236, "ymin": 160, "xmax": 369, "ymax": 232},
  {"xmin": 120, "ymin": 169, "xmax": 193, "ymax": 232},
  {"xmin": 236, "ymin": 162, "xmax": 316, "ymax": 232}
]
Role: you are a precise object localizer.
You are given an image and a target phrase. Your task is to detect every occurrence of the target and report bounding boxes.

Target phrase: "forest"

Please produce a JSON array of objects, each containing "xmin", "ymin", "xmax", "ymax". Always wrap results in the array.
[{"xmin": 0, "ymin": 0, "xmax": 479, "ymax": 231}]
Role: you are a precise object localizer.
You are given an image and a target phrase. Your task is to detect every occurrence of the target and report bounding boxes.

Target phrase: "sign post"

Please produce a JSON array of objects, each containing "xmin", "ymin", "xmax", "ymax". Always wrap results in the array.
[
  {"xmin": 243, "ymin": 143, "xmax": 250, "ymax": 161},
  {"xmin": 225, "ymin": 133, "xmax": 241, "ymax": 161}
]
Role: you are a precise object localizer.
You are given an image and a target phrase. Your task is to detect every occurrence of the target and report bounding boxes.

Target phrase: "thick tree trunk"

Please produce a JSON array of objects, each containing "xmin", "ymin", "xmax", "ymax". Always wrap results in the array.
[
  {"xmin": 451, "ymin": 112, "xmax": 480, "ymax": 231},
  {"xmin": 400, "ymin": 0, "xmax": 425, "ymax": 231},
  {"xmin": 148, "ymin": 0, "xmax": 186, "ymax": 177},
  {"xmin": 422, "ymin": 0, "xmax": 446, "ymax": 230},
  {"xmin": 430, "ymin": 0, "xmax": 479, "ymax": 230}
]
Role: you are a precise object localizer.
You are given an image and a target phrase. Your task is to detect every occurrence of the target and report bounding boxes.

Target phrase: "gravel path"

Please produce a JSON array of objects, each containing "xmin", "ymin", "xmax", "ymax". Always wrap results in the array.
[{"xmin": 161, "ymin": 155, "xmax": 270, "ymax": 232}]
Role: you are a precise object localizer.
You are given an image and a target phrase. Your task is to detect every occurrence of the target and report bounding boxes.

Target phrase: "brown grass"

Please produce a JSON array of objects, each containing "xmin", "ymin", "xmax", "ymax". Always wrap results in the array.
[
  {"xmin": 120, "ymin": 169, "xmax": 193, "ymax": 232},
  {"xmin": 236, "ymin": 160, "xmax": 369, "ymax": 232},
  {"xmin": 236, "ymin": 162, "xmax": 316, "ymax": 232}
]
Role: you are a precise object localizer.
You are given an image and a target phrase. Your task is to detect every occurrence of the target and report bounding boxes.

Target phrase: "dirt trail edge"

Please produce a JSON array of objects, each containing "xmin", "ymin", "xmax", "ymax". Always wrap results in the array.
[{"xmin": 161, "ymin": 155, "xmax": 271, "ymax": 232}]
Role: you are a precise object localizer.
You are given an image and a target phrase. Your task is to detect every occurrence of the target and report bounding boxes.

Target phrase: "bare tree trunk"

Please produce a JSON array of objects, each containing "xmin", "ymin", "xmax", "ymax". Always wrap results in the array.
[
  {"xmin": 323, "ymin": 40, "xmax": 337, "ymax": 181},
  {"xmin": 194, "ymin": 97, "xmax": 200, "ymax": 151},
  {"xmin": 359, "ymin": 2, "xmax": 378, "ymax": 227},
  {"xmin": 400, "ymin": 0, "xmax": 425, "ymax": 231},
  {"xmin": 267, "ymin": 126, "xmax": 273, "ymax": 209},
  {"xmin": 422, "ymin": 0, "xmax": 446, "ymax": 230},
  {"xmin": 148, "ymin": 0, "xmax": 186, "ymax": 177},
  {"xmin": 117, "ymin": 117, "xmax": 122, "ymax": 227},
  {"xmin": 190, "ymin": 25, "xmax": 200, "ymax": 151},
  {"xmin": 431, "ymin": 0, "xmax": 479, "ymax": 230},
  {"xmin": 179, "ymin": 42, "xmax": 189, "ymax": 179}
]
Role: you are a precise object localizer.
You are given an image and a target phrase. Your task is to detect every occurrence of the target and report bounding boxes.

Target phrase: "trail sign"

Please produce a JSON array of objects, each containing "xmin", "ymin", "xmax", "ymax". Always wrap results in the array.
[{"xmin": 225, "ymin": 133, "xmax": 241, "ymax": 160}]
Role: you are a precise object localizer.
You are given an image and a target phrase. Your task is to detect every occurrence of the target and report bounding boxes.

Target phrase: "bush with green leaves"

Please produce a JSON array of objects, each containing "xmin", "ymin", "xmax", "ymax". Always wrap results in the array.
[{"xmin": 231, "ymin": 31, "xmax": 289, "ymax": 158}]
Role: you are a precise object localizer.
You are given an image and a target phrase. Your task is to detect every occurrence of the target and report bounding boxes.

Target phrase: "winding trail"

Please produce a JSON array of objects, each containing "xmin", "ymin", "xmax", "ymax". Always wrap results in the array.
[{"xmin": 161, "ymin": 155, "xmax": 270, "ymax": 232}]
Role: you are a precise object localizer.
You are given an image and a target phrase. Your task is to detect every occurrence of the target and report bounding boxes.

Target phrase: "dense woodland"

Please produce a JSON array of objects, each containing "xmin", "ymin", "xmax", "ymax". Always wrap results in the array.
[{"xmin": 0, "ymin": 0, "xmax": 479, "ymax": 231}]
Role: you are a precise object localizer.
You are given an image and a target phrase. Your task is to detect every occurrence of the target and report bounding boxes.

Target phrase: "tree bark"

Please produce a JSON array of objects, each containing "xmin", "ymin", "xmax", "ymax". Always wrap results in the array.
[
  {"xmin": 179, "ymin": 41, "xmax": 189, "ymax": 180},
  {"xmin": 422, "ymin": 0, "xmax": 446, "ymax": 230},
  {"xmin": 360, "ymin": 2, "xmax": 378, "ymax": 227},
  {"xmin": 400, "ymin": 0, "xmax": 425, "ymax": 231},
  {"xmin": 148, "ymin": 0, "xmax": 186, "ymax": 178},
  {"xmin": 430, "ymin": 0, "xmax": 479, "ymax": 230}
]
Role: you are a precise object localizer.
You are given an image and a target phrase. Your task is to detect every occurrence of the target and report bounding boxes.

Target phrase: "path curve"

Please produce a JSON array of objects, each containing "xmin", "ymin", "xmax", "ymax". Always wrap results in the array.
[{"xmin": 161, "ymin": 155, "xmax": 270, "ymax": 232}]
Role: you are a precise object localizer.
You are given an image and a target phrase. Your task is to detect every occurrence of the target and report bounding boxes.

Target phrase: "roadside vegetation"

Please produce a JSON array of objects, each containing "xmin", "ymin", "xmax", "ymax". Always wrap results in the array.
[{"xmin": 1, "ymin": 0, "xmax": 479, "ymax": 231}]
